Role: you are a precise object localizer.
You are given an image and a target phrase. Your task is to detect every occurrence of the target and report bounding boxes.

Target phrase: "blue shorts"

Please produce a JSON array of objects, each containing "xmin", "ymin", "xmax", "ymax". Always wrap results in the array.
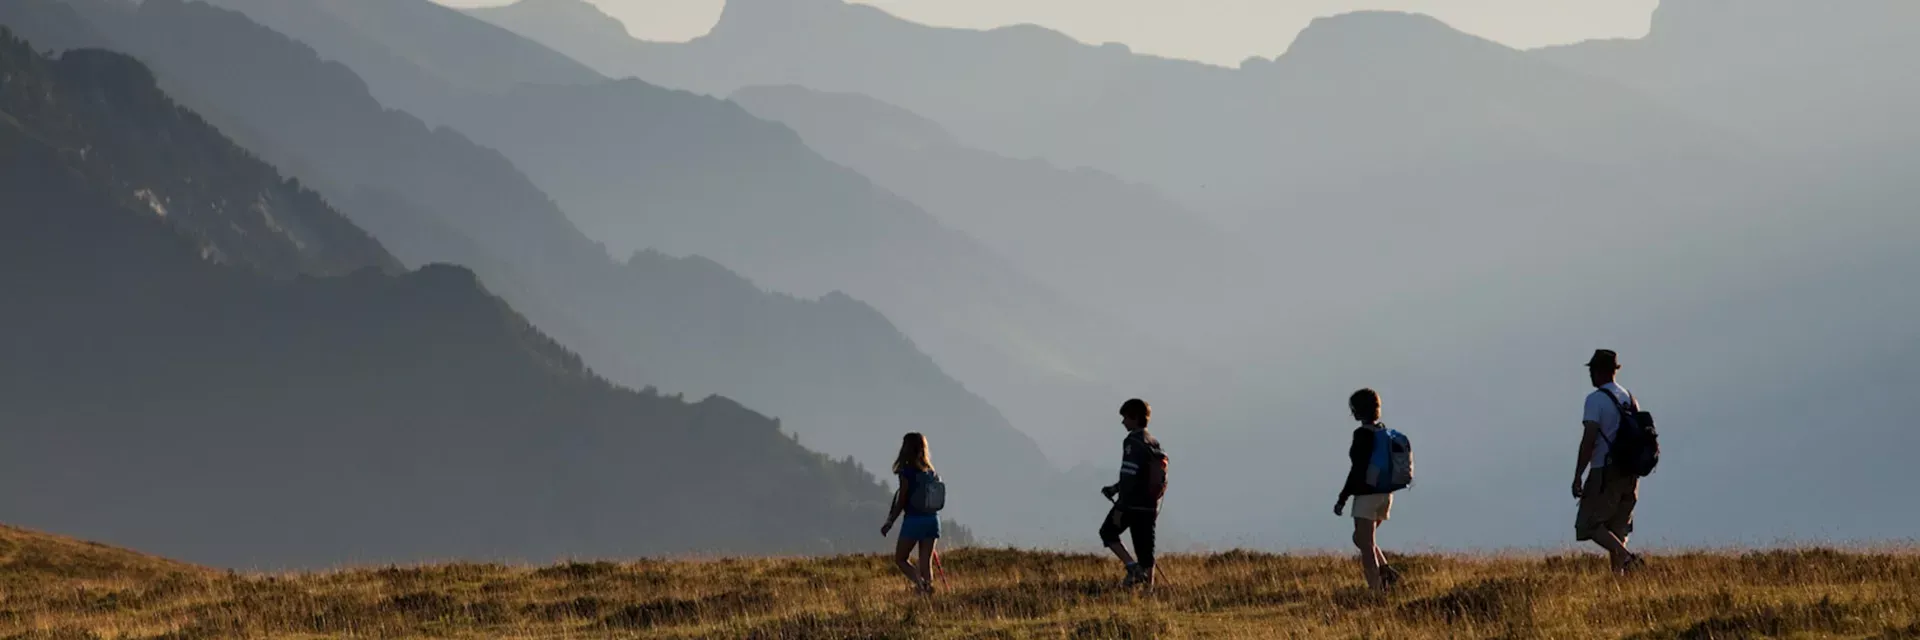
[{"xmin": 900, "ymin": 514, "xmax": 941, "ymax": 540}]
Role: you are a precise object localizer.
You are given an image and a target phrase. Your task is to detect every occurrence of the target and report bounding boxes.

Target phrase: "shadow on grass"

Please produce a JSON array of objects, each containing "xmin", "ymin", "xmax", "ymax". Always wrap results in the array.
[
  {"xmin": 741, "ymin": 609, "xmax": 917, "ymax": 640},
  {"xmin": 938, "ymin": 577, "xmax": 1116, "ymax": 619},
  {"xmin": 1067, "ymin": 612, "xmax": 1170, "ymax": 639},
  {"xmin": 1398, "ymin": 577, "xmax": 1546, "ymax": 627},
  {"xmin": 1626, "ymin": 596, "xmax": 1872, "ymax": 640},
  {"xmin": 602, "ymin": 589, "xmax": 777, "ymax": 629}
]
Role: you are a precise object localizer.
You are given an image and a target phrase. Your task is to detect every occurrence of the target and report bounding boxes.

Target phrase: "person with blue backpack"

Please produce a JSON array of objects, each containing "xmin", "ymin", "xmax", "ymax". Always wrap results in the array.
[
  {"xmin": 1573, "ymin": 350, "xmax": 1660, "ymax": 574},
  {"xmin": 1335, "ymin": 388, "xmax": 1411, "ymax": 592},
  {"xmin": 881, "ymin": 432, "xmax": 945, "ymax": 594}
]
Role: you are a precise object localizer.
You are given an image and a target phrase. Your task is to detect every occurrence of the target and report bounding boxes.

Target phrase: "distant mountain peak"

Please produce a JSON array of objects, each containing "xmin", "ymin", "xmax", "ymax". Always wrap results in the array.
[
  {"xmin": 496, "ymin": 0, "xmax": 629, "ymax": 36},
  {"xmin": 985, "ymin": 22, "xmax": 1078, "ymax": 45},
  {"xmin": 1280, "ymin": 10, "xmax": 1513, "ymax": 66}
]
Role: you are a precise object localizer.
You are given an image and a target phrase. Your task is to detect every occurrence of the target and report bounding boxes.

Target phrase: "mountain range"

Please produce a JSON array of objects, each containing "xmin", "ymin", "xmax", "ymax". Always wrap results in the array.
[
  {"xmin": 471, "ymin": 0, "xmax": 1757, "ymax": 346},
  {"xmin": 469, "ymin": 0, "xmax": 1920, "ymax": 547},
  {"xmin": 728, "ymin": 84, "xmax": 1265, "ymax": 350},
  {"xmin": 0, "ymin": 0, "xmax": 1093, "ymax": 544},
  {"xmin": 204, "ymin": 0, "xmax": 1190, "ymax": 471},
  {"xmin": 3, "ymin": 0, "xmax": 1917, "ymax": 557},
  {"xmin": 1537, "ymin": 0, "xmax": 1920, "ymax": 160},
  {"xmin": 0, "ymin": 27, "xmax": 890, "ymax": 567}
]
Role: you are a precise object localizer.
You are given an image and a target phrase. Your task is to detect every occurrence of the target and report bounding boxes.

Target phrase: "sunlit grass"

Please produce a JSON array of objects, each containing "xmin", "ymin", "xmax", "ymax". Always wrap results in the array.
[{"xmin": 1, "ymin": 525, "xmax": 1916, "ymax": 638}]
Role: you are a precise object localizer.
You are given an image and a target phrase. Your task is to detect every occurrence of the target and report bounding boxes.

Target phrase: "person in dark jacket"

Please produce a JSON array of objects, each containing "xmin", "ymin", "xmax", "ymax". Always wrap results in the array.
[
  {"xmin": 1334, "ymin": 388, "xmax": 1402, "ymax": 592},
  {"xmin": 1100, "ymin": 398, "xmax": 1166, "ymax": 587}
]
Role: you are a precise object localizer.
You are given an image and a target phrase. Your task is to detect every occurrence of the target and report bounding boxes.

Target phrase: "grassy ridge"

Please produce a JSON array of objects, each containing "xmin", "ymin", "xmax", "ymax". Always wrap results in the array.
[{"xmin": 1, "ymin": 526, "xmax": 1916, "ymax": 639}]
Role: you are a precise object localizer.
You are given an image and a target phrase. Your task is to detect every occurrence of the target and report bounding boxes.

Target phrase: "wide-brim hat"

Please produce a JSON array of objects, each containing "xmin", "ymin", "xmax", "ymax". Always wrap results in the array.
[{"xmin": 1585, "ymin": 349, "xmax": 1621, "ymax": 369}]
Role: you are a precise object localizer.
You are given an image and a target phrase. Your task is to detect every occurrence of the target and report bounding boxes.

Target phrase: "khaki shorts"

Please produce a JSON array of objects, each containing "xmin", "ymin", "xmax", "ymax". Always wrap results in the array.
[
  {"xmin": 1575, "ymin": 466, "xmax": 1639, "ymax": 542},
  {"xmin": 1351, "ymin": 493, "xmax": 1392, "ymax": 522}
]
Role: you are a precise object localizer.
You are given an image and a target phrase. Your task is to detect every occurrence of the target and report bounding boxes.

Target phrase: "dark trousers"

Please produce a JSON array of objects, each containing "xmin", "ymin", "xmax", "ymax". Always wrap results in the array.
[{"xmin": 1099, "ymin": 507, "xmax": 1159, "ymax": 568}]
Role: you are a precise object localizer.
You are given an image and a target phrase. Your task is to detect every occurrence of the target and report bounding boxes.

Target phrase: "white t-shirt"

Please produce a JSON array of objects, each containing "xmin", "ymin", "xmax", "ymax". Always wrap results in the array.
[{"xmin": 1582, "ymin": 382, "xmax": 1634, "ymax": 469}]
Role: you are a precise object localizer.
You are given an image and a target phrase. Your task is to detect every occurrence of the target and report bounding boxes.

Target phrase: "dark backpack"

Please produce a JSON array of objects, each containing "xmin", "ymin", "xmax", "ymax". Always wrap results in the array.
[
  {"xmin": 907, "ymin": 470, "xmax": 945, "ymax": 513},
  {"xmin": 1136, "ymin": 447, "xmax": 1167, "ymax": 503},
  {"xmin": 1138, "ymin": 440, "xmax": 1169, "ymax": 503},
  {"xmin": 1598, "ymin": 388, "xmax": 1661, "ymax": 477}
]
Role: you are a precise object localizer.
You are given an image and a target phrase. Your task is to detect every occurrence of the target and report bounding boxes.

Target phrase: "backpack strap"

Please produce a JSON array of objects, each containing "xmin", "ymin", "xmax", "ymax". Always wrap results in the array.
[
  {"xmin": 1594, "ymin": 387, "xmax": 1629, "ymax": 447},
  {"xmin": 1596, "ymin": 386, "xmax": 1629, "ymax": 411},
  {"xmin": 1594, "ymin": 387, "xmax": 1646, "ymax": 456}
]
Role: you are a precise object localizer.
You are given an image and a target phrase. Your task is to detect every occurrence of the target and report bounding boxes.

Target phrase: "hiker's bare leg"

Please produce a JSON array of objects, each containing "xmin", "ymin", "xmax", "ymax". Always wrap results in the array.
[
  {"xmin": 1374, "ymin": 528, "xmax": 1390, "ymax": 577},
  {"xmin": 1100, "ymin": 508, "xmax": 1136, "ymax": 568},
  {"xmin": 1353, "ymin": 518, "xmax": 1384, "ymax": 591},
  {"xmin": 1372, "ymin": 519, "xmax": 1389, "ymax": 569},
  {"xmin": 1106, "ymin": 541, "xmax": 1136, "ymax": 566},
  {"xmin": 893, "ymin": 536, "xmax": 920, "ymax": 584},
  {"xmin": 1589, "ymin": 530, "xmax": 1631, "ymax": 572},
  {"xmin": 916, "ymin": 539, "xmax": 937, "ymax": 585}
]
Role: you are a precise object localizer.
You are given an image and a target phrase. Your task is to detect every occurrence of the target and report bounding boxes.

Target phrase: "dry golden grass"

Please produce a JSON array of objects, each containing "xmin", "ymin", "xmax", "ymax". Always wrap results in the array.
[{"xmin": 1, "ymin": 525, "xmax": 1917, "ymax": 639}]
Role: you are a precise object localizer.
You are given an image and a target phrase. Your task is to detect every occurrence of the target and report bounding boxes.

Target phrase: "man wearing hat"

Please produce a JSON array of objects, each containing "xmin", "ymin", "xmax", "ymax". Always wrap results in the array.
[{"xmin": 1572, "ymin": 349, "xmax": 1647, "ymax": 573}]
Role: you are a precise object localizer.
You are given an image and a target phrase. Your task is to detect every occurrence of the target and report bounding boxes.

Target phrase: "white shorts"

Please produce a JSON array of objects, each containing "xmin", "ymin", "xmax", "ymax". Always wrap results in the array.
[{"xmin": 1351, "ymin": 494, "xmax": 1392, "ymax": 522}]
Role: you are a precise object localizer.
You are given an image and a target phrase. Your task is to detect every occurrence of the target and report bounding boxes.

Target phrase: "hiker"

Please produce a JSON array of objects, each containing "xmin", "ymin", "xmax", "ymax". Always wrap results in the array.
[
  {"xmin": 1334, "ymin": 388, "xmax": 1408, "ymax": 592},
  {"xmin": 881, "ymin": 432, "xmax": 944, "ymax": 593},
  {"xmin": 1572, "ymin": 349, "xmax": 1655, "ymax": 573},
  {"xmin": 1100, "ymin": 398, "xmax": 1167, "ymax": 587}
]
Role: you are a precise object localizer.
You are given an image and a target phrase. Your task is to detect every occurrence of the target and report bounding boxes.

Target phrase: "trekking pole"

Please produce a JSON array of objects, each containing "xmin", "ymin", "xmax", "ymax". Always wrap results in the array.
[{"xmin": 932, "ymin": 548, "xmax": 950, "ymax": 590}]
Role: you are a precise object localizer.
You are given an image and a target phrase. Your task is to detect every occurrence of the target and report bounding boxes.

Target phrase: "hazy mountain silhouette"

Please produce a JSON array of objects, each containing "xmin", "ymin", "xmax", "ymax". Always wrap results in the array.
[
  {"xmin": 1, "ymin": 0, "xmax": 1088, "ymax": 542},
  {"xmin": 468, "ymin": 0, "xmax": 1920, "ymax": 551},
  {"xmin": 466, "ymin": 0, "xmax": 637, "ymax": 79},
  {"xmin": 16, "ymin": 0, "xmax": 1916, "ymax": 552},
  {"xmin": 207, "ymin": 0, "xmax": 1182, "ymax": 472},
  {"xmin": 729, "ymin": 85, "xmax": 1267, "ymax": 351},
  {"xmin": 470, "ymin": 0, "xmax": 1247, "ymax": 216},
  {"xmin": 1214, "ymin": 12, "xmax": 1761, "ymax": 338},
  {"xmin": 476, "ymin": 0, "xmax": 1751, "ymax": 230},
  {"xmin": 1166, "ymin": 12, "xmax": 1918, "ymax": 546},
  {"xmin": 465, "ymin": 0, "xmax": 1920, "ymax": 551},
  {"xmin": 0, "ymin": 28, "xmax": 890, "ymax": 567},
  {"xmin": 466, "ymin": 3, "xmax": 1765, "ymax": 378},
  {"xmin": 199, "ymin": 0, "xmax": 600, "ymax": 122},
  {"xmin": 0, "ymin": 18, "xmax": 392, "ymax": 279},
  {"xmin": 1536, "ymin": 0, "xmax": 1920, "ymax": 160}
]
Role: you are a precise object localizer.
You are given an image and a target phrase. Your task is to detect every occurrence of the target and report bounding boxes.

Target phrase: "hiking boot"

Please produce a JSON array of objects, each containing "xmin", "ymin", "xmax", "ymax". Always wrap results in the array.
[
  {"xmin": 1620, "ymin": 553, "xmax": 1648, "ymax": 574},
  {"xmin": 1123, "ymin": 564, "xmax": 1154, "ymax": 588},
  {"xmin": 914, "ymin": 579, "xmax": 936, "ymax": 595},
  {"xmin": 1380, "ymin": 565, "xmax": 1404, "ymax": 589}
]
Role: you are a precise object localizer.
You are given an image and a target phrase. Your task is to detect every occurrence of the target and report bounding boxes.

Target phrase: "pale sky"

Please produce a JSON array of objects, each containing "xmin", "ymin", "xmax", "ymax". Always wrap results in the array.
[{"xmin": 438, "ymin": 0, "xmax": 1659, "ymax": 66}]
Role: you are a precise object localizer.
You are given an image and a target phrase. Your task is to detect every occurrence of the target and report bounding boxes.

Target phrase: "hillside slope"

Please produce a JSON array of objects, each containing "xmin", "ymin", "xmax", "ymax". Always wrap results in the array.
[
  {"xmin": 0, "ymin": 524, "xmax": 208, "ymax": 583},
  {"xmin": 473, "ymin": 0, "xmax": 1920, "ymax": 553},
  {"xmin": 1536, "ymin": 0, "xmax": 1920, "ymax": 157},
  {"xmin": 201, "ymin": 0, "xmax": 1172, "ymax": 474},
  {"xmin": 0, "ymin": 27, "xmax": 889, "ymax": 567},
  {"xmin": 730, "ymin": 84, "xmax": 1263, "ymax": 351},
  {"xmin": 0, "ymin": 526, "xmax": 1913, "ymax": 639},
  {"xmin": 475, "ymin": 0, "xmax": 1744, "ymax": 227},
  {"xmin": 0, "ymin": 0, "xmax": 1082, "ymax": 542}
]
